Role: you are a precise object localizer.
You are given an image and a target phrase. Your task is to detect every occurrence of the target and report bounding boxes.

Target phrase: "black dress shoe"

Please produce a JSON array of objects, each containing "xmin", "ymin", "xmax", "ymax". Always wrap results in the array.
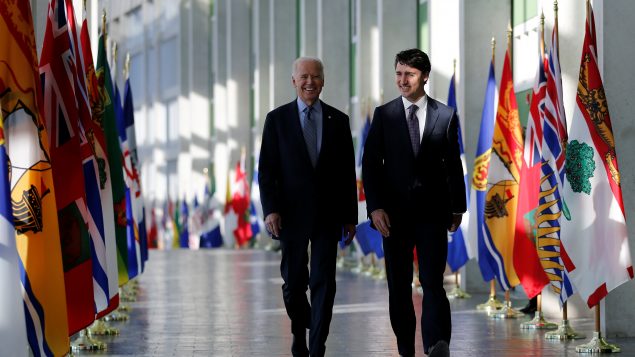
[
  {"xmin": 428, "ymin": 340, "xmax": 449, "ymax": 357},
  {"xmin": 520, "ymin": 297, "xmax": 537, "ymax": 314}
]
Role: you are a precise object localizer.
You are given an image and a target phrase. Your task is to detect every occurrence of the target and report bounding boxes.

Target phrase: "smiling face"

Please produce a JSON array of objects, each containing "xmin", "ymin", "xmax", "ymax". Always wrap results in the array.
[
  {"xmin": 395, "ymin": 62, "xmax": 428, "ymax": 103},
  {"xmin": 292, "ymin": 59, "xmax": 324, "ymax": 106}
]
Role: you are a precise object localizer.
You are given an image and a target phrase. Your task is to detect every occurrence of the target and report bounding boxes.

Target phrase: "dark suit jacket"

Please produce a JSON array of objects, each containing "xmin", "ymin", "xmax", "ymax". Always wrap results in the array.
[
  {"xmin": 258, "ymin": 99, "xmax": 357, "ymax": 240},
  {"xmin": 362, "ymin": 96, "xmax": 466, "ymax": 230}
]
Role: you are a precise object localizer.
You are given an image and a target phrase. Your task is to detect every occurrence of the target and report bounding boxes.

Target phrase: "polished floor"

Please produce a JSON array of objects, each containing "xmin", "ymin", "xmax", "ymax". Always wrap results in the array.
[{"xmin": 77, "ymin": 249, "xmax": 635, "ymax": 356}]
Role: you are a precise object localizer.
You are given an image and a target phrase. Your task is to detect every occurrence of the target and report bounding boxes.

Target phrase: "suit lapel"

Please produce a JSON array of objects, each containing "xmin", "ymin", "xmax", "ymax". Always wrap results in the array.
[{"xmin": 422, "ymin": 97, "xmax": 440, "ymax": 141}]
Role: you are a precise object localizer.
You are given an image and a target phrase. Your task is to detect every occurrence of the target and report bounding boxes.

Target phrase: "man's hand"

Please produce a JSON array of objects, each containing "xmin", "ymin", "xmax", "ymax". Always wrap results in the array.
[
  {"xmin": 265, "ymin": 213, "xmax": 282, "ymax": 237},
  {"xmin": 343, "ymin": 224, "xmax": 356, "ymax": 245},
  {"xmin": 448, "ymin": 213, "xmax": 462, "ymax": 233},
  {"xmin": 370, "ymin": 209, "xmax": 391, "ymax": 237}
]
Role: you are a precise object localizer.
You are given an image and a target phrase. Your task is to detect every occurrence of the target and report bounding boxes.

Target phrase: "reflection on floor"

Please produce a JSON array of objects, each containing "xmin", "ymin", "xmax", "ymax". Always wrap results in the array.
[{"xmin": 75, "ymin": 249, "xmax": 635, "ymax": 356}]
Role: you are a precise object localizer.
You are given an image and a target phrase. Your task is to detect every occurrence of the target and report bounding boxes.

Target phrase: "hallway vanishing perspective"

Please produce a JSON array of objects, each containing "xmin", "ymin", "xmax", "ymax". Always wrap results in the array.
[{"xmin": 74, "ymin": 249, "xmax": 635, "ymax": 357}]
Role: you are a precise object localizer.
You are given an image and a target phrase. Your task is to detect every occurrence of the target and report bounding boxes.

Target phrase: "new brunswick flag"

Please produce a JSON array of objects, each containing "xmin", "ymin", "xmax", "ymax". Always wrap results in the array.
[
  {"xmin": 0, "ymin": 1, "xmax": 69, "ymax": 355},
  {"xmin": 483, "ymin": 49, "xmax": 523, "ymax": 291},
  {"xmin": 560, "ymin": 4, "xmax": 633, "ymax": 308}
]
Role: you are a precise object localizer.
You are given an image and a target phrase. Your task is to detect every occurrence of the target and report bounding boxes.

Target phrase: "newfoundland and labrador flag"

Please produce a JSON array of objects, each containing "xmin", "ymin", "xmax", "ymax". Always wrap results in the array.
[{"xmin": 560, "ymin": 4, "xmax": 633, "ymax": 308}]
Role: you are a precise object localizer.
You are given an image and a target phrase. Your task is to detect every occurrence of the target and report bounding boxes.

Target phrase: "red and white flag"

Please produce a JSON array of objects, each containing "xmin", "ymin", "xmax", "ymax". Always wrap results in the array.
[{"xmin": 560, "ymin": 4, "xmax": 633, "ymax": 308}]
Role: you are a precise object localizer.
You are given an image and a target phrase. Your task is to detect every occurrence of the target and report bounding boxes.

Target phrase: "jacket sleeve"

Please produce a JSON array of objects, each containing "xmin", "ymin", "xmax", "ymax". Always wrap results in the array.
[
  {"xmin": 361, "ymin": 107, "xmax": 385, "ymax": 217},
  {"xmin": 258, "ymin": 112, "xmax": 281, "ymax": 217},
  {"xmin": 340, "ymin": 115, "xmax": 358, "ymax": 225},
  {"xmin": 445, "ymin": 110, "xmax": 467, "ymax": 214}
]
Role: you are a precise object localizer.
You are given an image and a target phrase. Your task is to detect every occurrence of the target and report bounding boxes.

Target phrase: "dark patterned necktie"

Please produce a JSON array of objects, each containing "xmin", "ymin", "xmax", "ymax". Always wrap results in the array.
[
  {"xmin": 407, "ymin": 104, "xmax": 420, "ymax": 156},
  {"xmin": 303, "ymin": 106, "xmax": 318, "ymax": 166}
]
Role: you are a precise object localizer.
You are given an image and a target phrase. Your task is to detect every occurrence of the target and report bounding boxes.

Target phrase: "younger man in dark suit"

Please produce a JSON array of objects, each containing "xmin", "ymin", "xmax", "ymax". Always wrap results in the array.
[
  {"xmin": 258, "ymin": 57, "xmax": 357, "ymax": 357},
  {"xmin": 362, "ymin": 49, "xmax": 466, "ymax": 357}
]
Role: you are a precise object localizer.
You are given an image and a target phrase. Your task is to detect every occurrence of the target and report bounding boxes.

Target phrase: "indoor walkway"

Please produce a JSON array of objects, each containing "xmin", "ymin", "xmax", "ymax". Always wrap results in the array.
[{"xmin": 78, "ymin": 249, "xmax": 635, "ymax": 356}]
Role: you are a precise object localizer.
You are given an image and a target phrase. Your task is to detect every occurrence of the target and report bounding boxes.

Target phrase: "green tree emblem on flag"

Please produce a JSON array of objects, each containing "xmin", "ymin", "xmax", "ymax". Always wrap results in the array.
[{"xmin": 565, "ymin": 140, "xmax": 595, "ymax": 195}]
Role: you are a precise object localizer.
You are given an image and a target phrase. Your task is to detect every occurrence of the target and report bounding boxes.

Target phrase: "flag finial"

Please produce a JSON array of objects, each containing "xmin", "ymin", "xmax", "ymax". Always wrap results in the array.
[
  {"xmin": 83, "ymin": 0, "xmax": 86, "ymax": 11},
  {"xmin": 124, "ymin": 53, "xmax": 131, "ymax": 80},
  {"xmin": 491, "ymin": 37, "xmax": 496, "ymax": 64},
  {"xmin": 453, "ymin": 58, "xmax": 456, "ymax": 75},
  {"xmin": 102, "ymin": 9, "xmax": 107, "ymax": 37},
  {"xmin": 506, "ymin": 22, "xmax": 512, "ymax": 53},
  {"xmin": 540, "ymin": 10, "xmax": 545, "ymax": 58}
]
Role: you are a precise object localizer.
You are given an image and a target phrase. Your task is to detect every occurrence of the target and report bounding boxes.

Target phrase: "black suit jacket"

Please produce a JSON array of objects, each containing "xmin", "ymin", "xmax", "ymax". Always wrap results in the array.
[
  {"xmin": 362, "ymin": 96, "xmax": 466, "ymax": 229},
  {"xmin": 258, "ymin": 99, "xmax": 357, "ymax": 240}
]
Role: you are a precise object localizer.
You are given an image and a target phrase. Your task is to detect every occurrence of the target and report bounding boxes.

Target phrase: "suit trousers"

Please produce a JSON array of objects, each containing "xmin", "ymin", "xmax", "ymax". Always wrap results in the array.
[
  {"xmin": 383, "ymin": 220, "xmax": 451, "ymax": 356},
  {"xmin": 280, "ymin": 231, "xmax": 339, "ymax": 357}
]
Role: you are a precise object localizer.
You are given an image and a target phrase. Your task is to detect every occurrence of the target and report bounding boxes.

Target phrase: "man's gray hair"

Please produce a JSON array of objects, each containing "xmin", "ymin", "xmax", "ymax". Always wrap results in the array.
[{"xmin": 292, "ymin": 57, "xmax": 324, "ymax": 78}]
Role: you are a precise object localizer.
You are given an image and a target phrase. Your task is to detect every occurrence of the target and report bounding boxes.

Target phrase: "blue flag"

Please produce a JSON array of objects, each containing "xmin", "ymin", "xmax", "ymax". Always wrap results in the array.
[
  {"xmin": 446, "ymin": 73, "xmax": 470, "ymax": 272},
  {"xmin": 467, "ymin": 60, "xmax": 498, "ymax": 282}
]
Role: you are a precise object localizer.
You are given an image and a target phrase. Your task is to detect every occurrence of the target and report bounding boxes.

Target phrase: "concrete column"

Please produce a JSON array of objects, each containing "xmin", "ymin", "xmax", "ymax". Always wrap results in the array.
[
  {"xmin": 460, "ymin": 0, "xmax": 510, "ymax": 295},
  {"xmin": 359, "ymin": 0, "xmax": 379, "ymax": 110},
  {"xmin": 600, "ymin": 0, "xmax": 635, "ymax": 338},
  {"xmin": 212, "ymin": 0, "xmax": 230, "ymax": 213},
  {"xmin": 318, "ymin": 0, "xmax": 349, "ymax": 113},
  {"xmin": 428, "ymin": 0, "xmax": 459, "ymax": 101},
  {"xmin": 300, "ymin": 0, "xmax": 318, "ymax": 56},
  {"xmin": 270, "ymin": 0, "xmax": 297, "ymax": 108},
  {"xmin": 254, "ymin": 0, "xmax": 270, "ymax": 136},
  {"xmin": 379, "ymin": 0, "xmax": 416, "ymax": 104}
]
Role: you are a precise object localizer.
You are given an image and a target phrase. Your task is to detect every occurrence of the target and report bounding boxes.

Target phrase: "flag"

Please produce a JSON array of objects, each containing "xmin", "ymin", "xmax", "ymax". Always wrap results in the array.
[
  {"xmin": 179, "ymin": 199, "xmax": 189, "ymax": 248},
  {"xmin": 148, "ymin": 206, "xmax": 158, "ymax": 248},
  {"xmin": 200, "ymin": 225, "xmax": 224, "ymax": 248},
  {"xmin": 114, "ymin": 79, "xmax": 140, "ymax": 279},
  {"xmin": 0, "ymin": 112, "xmax": 28, "ymax": 356},
  {"xmin": 560, "ymin": 4, "xmax": 633, "ymax": 308},
  {"xmin": 232, "ymin": 160, "xmax": 252, "ymax": 247},
  {"xmin": 482, "ymin": 49, "xmax": 523, "ymax": 291},
  {"xmin": 467, "ymin": 59, "xmax": 498, "ymax": 283},
  {"xmin": 40, "ymin": 0, "xmax": 95, "ymax": 334},
  {"xmin": 96, "ymin": 31, "xmax": 129, "ymax": 286},
  {"xmin": 80, "ymin": 8, "xmax": 120, "ymax": 317},
  {"xmin": 357, "ymin": 115, "xmax": 371, "ymax": 201},
  {"xmin": 446, "ymin": 72, "xmax": 470, "ymax": 272},
  {"xmin": 512, "ymin": 39, "xmax": 551, "ymax": 299},
  {"xmin": 536, "ymin": 19, "xmax": 576, "ymax": 305},
  {"xmin": 1, "ymin": 0, "xmax": 70, "ymax": 354},
  {"xmin": 64, "ymin": 0, "xmax": 112, "ymax": 315},
  {"xmin": 123, "ymin": 79, "xmax": 148, "ymax": 267},
  {"xmin": 250, "ymin": 162, "xmax": 264, "ymax": 238}
]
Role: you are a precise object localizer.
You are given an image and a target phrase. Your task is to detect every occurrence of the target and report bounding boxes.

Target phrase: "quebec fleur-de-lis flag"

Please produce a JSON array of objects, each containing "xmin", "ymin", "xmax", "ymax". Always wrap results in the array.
[{"xmin": 560, "ymin": 3, "xmax": 633, "ymax": 308}]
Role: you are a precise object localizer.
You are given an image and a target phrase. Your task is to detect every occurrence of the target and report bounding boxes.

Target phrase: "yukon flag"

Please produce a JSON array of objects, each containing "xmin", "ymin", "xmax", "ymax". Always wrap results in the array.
[
  {"xmin": 512, "ymin": 40, "xmax": 550, "ymax": 299},
  {"xmin": 483, "ymin": 49, "xmax": 522, "ymax": 291},
  {"xmin": 560, "ymin": 4, "xmax": 633, "ymax": 308},
  {"xmin": 1, "ymin": 0, "xmax": 70, "ymax": 354},
  {"xmin": 0, "ymin": 113, "xmax": 28, "ymax": 356},
  {"xmin": 123, "ymin": 78, "xmax": 148, "ymax": 268},
  {"xmin": 80, "ymin": 4, "xmax": 120, "ymax": 316},
  {"xmin": 446, "ymin": 70, "xmax": 471, "ymax": 272},
  {"xmin": 467, "ymin": 58, "xmax": 497, "ymax": 282},
  {"xmin": 40, "ymin": 0, "xmax": 95, "ymax": 334}
]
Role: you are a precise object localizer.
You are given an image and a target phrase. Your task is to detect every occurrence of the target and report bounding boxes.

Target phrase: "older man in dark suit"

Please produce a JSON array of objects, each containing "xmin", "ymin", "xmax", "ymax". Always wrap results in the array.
[
  {"xmin": 362, "ymin": 49, "xmax": 466, "ymax": 357},
  {"xmin": 258, "ymin": 57, "xmax": 357, "ymax": 357}
]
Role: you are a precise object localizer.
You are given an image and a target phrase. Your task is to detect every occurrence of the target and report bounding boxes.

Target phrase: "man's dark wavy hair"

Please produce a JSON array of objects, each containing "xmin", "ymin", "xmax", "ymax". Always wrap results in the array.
[{"xmin": 394, "ymin": 49, "xmax": 431, "ymax": 74}]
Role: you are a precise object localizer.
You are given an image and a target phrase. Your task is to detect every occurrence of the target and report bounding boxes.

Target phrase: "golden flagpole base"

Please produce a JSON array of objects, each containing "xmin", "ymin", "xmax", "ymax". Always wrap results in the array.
[
  {"xmin": 351, "ymin": 262, "xmax": 369, "ymax": 274},
  {"xmin": 70, "ymin": 329, "xmax": 106, "ymax": 351},
  {"xmin": 118, "ymin": 303, "xmax": 131, "ymax": 312},
  {"xmin": 88, "ymin": 319, "xmax": 119, "ymax": 336},
  {"xmin": 575, "ymin": 331, "xmax": 620, "ymax": 353},
  {"xmin": 447, "ymin": 287, "xmax": 471, "ymax": 299},
  {"xmin": 489, "ymin": 301, "xmax": 524, "ymax": 319},
  {"xmin": 336, "ymin": 256, "xmax": 346, "ymax": 269},
  {"xmin": 104, "ymin": 309, "xmax": 129, "ymax": 322},
  {"xmin": 545, "ymin": 319, "xmax": 586, "ymax": 340},
  {"xmin": 520, "ymin": 311, "xmax": 558, "ymax": 329},
  {"xmin": 372, "ymin": 268, "xmax": 386, "ymax": 280},
  {"xmin": 477, "ymin": 295, "xmax": 505, "ymax": 311}
]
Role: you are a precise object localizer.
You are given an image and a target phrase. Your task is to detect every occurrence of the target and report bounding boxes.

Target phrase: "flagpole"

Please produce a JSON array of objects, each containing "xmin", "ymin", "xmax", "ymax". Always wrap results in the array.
[
  {"xmin": 520, "ymin": 11, "xmax": 557, "ymax": 330},
  {"xmin": 488, "ymin": 25, "xmax": 524, "ymax": 320}
]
